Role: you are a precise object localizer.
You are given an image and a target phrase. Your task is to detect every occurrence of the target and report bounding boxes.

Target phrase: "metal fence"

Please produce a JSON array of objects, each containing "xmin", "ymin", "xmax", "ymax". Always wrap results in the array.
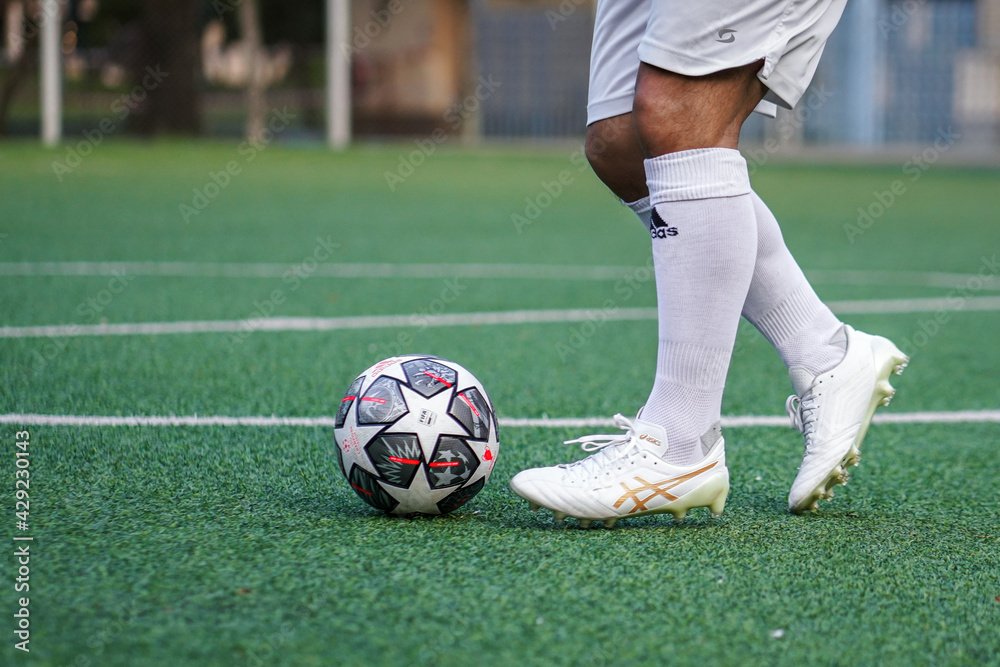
[
  {"xmin": 2, "ymin": 0, "xmax": 998, "ymax": 151},
  {"xmin": 472, "ymin": 0, "xmax": 998, "ymax": 152},
  {"xmin": 473, "ymin": 0, "xmax": 591, "ymax": 138}
]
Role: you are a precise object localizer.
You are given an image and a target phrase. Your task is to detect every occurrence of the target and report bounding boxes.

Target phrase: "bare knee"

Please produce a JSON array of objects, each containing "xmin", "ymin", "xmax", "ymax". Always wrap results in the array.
[
  {"xmin": 585, "ymin": 115, "xmax": 648, "ymax": 202},
  {"xmin": 633, "ymin": 61, "xmax": 767, "ymax": 156},
  {"xmin": 585, "ymin": 117, "xmax": 628, "ymax": 173}
]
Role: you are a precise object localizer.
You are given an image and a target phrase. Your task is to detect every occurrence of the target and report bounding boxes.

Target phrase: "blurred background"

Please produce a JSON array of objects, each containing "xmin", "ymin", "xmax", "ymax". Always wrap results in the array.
[{"xmin": 2, "ymin": 0, "xmax": 1000, "ymax": 155}]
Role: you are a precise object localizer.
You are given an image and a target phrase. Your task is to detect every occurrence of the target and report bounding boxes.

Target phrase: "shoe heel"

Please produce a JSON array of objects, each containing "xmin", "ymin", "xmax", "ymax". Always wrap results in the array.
[
  {"xmin": 673, "ymin": 473, "xmax": 729, "ymax": 520},
  {"xmin": 871, "ymin": 336, "xmax": 910, "ymax": 378},
  {"xmin": 708, "ymin": 480, "xmax": 729, "ymax": 519}
]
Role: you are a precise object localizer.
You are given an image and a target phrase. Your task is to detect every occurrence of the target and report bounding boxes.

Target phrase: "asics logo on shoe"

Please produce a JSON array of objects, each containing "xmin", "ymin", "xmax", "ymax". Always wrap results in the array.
[
  {"xmin": 613, "ymin": 462, "xmax": 719, "ymax": 513},
  {"xmin": 638, "ymin": 433, "xmax": 663, "ymax": 447},
  {"xmin": 716, "ymin": 28, "xmax": 737, "ymax": 43},
  {"xmin": 649, "ymin": 209, "xmax": 678, "ymax": 238}
]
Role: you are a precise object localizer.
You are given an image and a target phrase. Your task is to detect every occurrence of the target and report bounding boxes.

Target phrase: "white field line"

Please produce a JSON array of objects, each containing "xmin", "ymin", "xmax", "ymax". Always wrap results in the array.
[
  {"xmin": 0, "ymin": 308, "xmax": 655, "ymax": 339},
  {"xmin": 1, "ymin": 411, "xmax": 999, "ymax": 429},
  {"xmin": 2, "ymin": 296, "xmax": 1000, "ymax": 340},
  {"xmin": 805, "ymin": 269, "xmax": 999, "ymax": 291},
  {"xmin": 0, "ymin": 262, "xmax": 997, "ymax": 290},
  {"xmin": 0, "ymin": 261, "xmax": 633, "ymax": 281},
  {"xmin": 827, "ymin": 295, "xmax": 1000, "ymax": 314}
]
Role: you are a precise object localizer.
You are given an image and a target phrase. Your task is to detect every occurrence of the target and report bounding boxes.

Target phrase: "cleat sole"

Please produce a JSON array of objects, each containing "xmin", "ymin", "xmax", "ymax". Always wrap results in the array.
[{"xmin": 521, "ymin": 473, "xmax": 729, "ymax": 528}]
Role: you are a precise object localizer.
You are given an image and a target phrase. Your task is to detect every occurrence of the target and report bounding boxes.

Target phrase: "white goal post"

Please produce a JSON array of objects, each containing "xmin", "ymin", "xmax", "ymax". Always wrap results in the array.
[
  {"xmin": 39, "ymin": 0, "xmax": 63, "ymax": 146},
  {"xmin": 326, "ymin": 0, "xmax": 351, "ymax": 150}
]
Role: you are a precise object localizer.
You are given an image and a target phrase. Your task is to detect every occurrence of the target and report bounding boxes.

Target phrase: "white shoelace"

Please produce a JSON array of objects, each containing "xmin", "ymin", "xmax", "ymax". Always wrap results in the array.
[
  {"xmin": 786, "ymin": 393, "xmax": 818, "ymax": 444},
  {"xmin": 559, "ymin": 413, "xmax": 640, "ymax": 480}
]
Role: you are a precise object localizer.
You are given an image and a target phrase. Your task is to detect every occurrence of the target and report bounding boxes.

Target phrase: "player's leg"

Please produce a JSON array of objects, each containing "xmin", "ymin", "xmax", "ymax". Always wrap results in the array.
[
  {"xmin": 759, "ymin": 181, "xmax": 909, "ymax": 512},
  {"xmin": 511, "ymin": 66, "xmax": 766, "ymax": 525},
  {"xmin": 584, "ymin": 115, "xmax": 659, "ymax": 241},
  {"xmin": 512, "ymin": 0, "xmax": 907, "ymax": 524},
  {"xmin": 587, "ymin": 114, "xmax": 849, "ymax": 381},
  {"xmin": 510, "ymin": 0, "xmax": 733, "ymax": 526},
  {"xmin": 629, "ymin": 61, "xmax": 763, "ymax": 467},
  {"xmin": 585, "ymin": 114, "xmax": 647, "ymax": 204},
  {"xmin": 624, "ymin": 0, "xmax": 909, "ymax": 514},
  {"xmin": 743, "ymin": 195, "xmax": 846, "ymax": 376}
]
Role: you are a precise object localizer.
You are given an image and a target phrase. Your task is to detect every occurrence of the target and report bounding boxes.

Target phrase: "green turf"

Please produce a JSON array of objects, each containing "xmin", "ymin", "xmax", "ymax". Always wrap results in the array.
[{"xmin": 1, "ymin": 142, "xmax": 998, "ymax": 666}]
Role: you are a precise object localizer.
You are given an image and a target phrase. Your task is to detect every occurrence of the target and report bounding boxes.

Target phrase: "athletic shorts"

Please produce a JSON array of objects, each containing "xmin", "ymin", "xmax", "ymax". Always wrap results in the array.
[{"xmin": 587, "ymin": 0, "xmax": 848, "ymax": 125}]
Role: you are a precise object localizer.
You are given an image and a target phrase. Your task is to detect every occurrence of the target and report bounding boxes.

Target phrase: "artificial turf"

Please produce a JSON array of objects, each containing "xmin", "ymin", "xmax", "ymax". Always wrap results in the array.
[{"xmin": 1, "ymin": 142, "xmax": 998, "ymax": 666}]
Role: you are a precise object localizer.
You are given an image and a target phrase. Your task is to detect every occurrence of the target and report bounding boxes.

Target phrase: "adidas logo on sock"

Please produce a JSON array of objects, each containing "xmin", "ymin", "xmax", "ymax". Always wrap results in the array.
[{"xmin": 650, "ymin": 209, "xmax": 678, "ymax": 239}]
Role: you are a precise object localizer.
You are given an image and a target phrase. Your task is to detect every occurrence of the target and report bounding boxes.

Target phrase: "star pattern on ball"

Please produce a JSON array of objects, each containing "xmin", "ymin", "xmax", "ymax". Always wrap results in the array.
[
  {"xmin": 382, "ymin": 463, "xmax": 459, "ymax": 515},
  {"xmin": 390, "ymin": 382, "xmax": 469, "ymax": 461}
]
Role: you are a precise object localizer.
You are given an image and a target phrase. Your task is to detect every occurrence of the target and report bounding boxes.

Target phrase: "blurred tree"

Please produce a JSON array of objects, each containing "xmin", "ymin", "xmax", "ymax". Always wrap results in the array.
[
  {"xmin": 0, "ymin": 0, "xmax": 38, "ymax": 136},
  {"xmin": 132, "ymin": 0, "xmax": 200, "ymax": 135}
]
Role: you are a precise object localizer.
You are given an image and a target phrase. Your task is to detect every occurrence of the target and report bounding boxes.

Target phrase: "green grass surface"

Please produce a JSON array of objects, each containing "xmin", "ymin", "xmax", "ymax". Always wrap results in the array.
[{"xmin": 1, "ymin": 142, "xmax": 998, "ymax": 666}]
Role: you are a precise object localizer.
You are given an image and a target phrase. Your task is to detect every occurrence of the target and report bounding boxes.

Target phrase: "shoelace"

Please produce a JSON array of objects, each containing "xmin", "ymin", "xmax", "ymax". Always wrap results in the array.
[
  {"xmin": 559, "ymin": 413, "xmax": 640, "ymax": 480},
  {"xmin": 785, "ymin": 392, "xmax": 819, "ymax": 445}
]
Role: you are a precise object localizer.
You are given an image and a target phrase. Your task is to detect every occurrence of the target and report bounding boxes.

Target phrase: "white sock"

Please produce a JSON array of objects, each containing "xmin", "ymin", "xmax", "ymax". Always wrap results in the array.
[
  {"xmin": 628, "ymin": 192, "xmax": 847, "ymax": 378},
  {"xmin": 641, "ymin": 148, "xmax": 756, "ymax": 465},
  {"xmin": 742, "ymin": 192, "xmax": 846, "ymax": 377},
  {"xmin": 624, "ymin": 196, "xmax": 653, "ymax": 231}
]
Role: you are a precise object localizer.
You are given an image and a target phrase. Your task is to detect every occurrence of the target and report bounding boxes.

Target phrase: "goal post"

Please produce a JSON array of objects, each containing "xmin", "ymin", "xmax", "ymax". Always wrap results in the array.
[
  {"xmin": 39, "ymin": 0, "xmax": 63, "ymax": 146},
  {"xmin": 326, "ymin": 0, "xmax": 351, "ymax": 150}
]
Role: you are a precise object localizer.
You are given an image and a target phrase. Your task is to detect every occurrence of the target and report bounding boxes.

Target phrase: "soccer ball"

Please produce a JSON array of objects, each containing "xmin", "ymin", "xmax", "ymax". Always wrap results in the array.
[{"xmin": 333, "ymin": 355, "xmax": 500, "ymax": 515}]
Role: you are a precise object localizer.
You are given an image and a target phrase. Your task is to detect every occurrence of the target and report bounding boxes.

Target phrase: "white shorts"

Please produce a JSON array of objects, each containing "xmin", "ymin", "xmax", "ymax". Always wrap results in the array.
[{"xmin": 587, "ymin": 0, "xmax": 847, "ymax": 125}]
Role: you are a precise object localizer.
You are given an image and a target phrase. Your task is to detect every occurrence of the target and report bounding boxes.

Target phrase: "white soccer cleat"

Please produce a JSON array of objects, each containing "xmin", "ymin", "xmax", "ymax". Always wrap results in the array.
[
  {"xmin": 510, "ymin": 413, "xmax": 730, "ymax": 527},
  {"xmin": 786, "ymin": 325, "xmax": 909, "ymax": 514}
]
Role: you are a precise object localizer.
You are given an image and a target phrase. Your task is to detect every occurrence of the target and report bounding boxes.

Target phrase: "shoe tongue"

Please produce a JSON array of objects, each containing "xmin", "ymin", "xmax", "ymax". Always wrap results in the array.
[
  {"xmin": 630, "ymin": 417, "xmax": 669, "ymax": 453},
  {"xmin": 788, "ymin": 366, "xmax": 816, "ymax": 396}
]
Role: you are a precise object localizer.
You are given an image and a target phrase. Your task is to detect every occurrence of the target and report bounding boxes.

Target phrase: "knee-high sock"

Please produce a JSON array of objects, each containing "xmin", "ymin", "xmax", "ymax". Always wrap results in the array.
[
  {"xmin": 624, "ymin": 196, "xmax": 653, "ymax": 228},
  {"xmin": 641, "ymin": 148, "xmax": 756, "ymax": 465},
  {"xmin": 742, "ymin": 192, "xmax": 845, "ymax": 376},
  {"xmin": 627, "ymin": 191, "xmax": 846, "ymax": 379}
]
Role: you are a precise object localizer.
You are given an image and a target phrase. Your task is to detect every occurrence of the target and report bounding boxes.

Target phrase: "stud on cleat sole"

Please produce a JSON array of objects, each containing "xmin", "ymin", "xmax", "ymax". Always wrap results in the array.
[
  {"xmin": 875, "ymin": 379, "xmax": 894, "ymax": 400},
  {"xmin": 709, "ymin": 491, "xmax": 727, "ymax": 518},
  {"xmin": 579, "ymin": 519, "xmax": 592, "ymax": 529},
  {"xmin": 603, "ymin": 518, "xmax": 617, "ymax": 528},
  {"xmin": 552, "ymin": 511, "xmax": 567, "ymax": 522},
  {"xmin": 529, "ymin": 502, "xmax": 540, "ymax": 511}
]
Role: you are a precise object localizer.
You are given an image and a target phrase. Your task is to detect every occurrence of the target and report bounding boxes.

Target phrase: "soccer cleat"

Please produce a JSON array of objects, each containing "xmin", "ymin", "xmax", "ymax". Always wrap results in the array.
[
  {"xmin": 509, "ymin": 413, "xmax": 730, "ymax": 527},
  {"xmin": 786, "ymin": 325, "xmax": 909, "ymax": 514}
]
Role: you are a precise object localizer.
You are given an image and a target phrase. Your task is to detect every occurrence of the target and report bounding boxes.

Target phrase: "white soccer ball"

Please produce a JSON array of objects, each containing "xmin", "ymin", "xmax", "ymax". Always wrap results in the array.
[{"xmin": 333, "ymin": 355, "xmax": 500, "ymax": 515}]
